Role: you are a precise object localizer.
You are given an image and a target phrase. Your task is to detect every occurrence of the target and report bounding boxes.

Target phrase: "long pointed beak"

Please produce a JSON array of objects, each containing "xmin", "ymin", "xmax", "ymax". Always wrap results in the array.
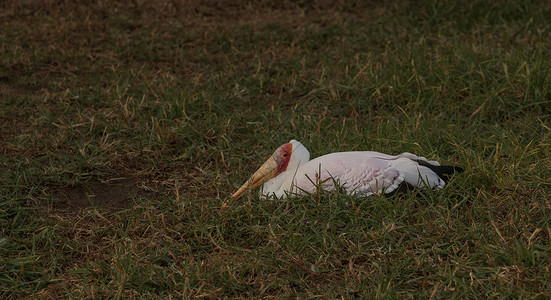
[{"xmin": 231, "ymin": 156, "xmax": 278, "ymax": 199}]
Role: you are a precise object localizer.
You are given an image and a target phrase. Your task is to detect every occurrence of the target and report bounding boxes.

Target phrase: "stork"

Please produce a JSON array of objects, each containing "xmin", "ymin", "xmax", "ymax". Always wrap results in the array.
[{"xmin": 231, "ymin": 140, "xmax": 463, "ymax": 200}]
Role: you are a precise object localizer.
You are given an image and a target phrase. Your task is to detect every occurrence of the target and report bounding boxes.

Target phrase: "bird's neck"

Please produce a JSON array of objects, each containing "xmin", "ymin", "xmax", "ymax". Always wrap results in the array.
[
  {"xmin": 260, "ymin": 164, "xmax": 304, "ymax": 198},
  {"xmin": 260, "ymin": 171, "xmax": 288, "ymax": 198}
]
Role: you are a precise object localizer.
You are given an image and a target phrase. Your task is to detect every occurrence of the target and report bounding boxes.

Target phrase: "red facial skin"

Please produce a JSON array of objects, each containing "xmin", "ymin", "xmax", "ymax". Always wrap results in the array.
[{"xmin": 274, "ymin": 143, "xmax": 292, "ymax": 177}]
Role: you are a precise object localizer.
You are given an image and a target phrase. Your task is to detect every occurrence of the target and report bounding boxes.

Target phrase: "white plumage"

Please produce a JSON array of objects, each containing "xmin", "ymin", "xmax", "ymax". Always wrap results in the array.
[{"xmin": 231, "ymin": 140, "xmax": 462, "ymax": 200}]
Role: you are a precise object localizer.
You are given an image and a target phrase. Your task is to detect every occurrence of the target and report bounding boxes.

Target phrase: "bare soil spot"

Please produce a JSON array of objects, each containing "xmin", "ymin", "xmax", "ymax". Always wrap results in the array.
[{"xmin": 52, "ymin": 176, "xmax": 164, "ymax": 213}]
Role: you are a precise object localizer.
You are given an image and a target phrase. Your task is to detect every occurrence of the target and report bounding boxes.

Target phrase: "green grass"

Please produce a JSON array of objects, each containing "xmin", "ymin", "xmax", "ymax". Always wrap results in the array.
[{"xmin": 1, "ymin": 0, "xmax": 551, "ymax": 298}]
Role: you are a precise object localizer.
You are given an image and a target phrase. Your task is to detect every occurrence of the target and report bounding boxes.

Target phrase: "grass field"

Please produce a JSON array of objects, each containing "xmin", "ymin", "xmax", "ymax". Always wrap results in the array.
[{"xmin": 1, "ymin": 0, "xmax": 551, "ymax": 298}]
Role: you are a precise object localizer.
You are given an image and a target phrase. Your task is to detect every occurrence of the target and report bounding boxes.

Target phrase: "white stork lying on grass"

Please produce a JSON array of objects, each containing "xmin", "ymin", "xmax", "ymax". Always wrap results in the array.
[{"xmin": 231, "ymin": 140, "xmax": 463, "ymax": 200}]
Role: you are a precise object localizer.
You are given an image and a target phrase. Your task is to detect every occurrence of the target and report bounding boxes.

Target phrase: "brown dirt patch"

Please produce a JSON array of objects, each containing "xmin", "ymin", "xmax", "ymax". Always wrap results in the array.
[{"xmin": 51, "ymin": 176, "xmax": 165, "ymax": 213}]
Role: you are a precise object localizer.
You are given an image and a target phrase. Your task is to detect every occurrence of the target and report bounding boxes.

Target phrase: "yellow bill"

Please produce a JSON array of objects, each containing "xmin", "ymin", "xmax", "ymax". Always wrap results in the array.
[{"xmin": 231, "ymin": 156, "xmax": 278, "ymax": 199}]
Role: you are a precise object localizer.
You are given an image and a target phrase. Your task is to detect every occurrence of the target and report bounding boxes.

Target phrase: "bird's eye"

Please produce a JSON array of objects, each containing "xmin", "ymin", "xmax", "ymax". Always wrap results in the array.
[{"xmin": 283, "ymin": 153, "xmax": 288, "ymax": 157}]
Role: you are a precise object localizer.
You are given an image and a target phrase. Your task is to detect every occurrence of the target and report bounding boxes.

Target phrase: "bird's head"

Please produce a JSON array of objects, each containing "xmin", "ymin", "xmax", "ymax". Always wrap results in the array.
[{"xmin": 231, "ymin": 140, "xmax": 309, "ymax": 199}]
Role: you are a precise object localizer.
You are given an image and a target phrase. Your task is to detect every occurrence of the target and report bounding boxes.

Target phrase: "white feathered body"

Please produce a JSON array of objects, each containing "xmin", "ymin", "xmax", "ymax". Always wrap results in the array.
[{"xmin": 261, "ymin": 150, "xmax": 446, "ymax": 199}]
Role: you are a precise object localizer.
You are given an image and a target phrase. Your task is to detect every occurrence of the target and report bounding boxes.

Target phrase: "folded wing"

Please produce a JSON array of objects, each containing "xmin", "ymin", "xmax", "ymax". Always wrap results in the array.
[{"xmin": 286, "ymin": 151, "xmax": 446, "ymax": 197}]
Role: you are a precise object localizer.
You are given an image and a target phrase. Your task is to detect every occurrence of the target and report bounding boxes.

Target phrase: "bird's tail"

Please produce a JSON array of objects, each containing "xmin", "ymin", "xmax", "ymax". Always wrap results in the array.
[{"xmin": 413, "ymin": 159, "xmax": 464, "ymax": 183}]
